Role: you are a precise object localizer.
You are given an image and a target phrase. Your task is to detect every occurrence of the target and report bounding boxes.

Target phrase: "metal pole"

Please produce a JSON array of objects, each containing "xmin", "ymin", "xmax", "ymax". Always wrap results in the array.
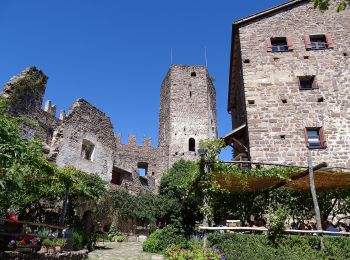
[
  {"xmin": 199, "ymin": 155, "xmax": 209, "ymax": 248},
  {"xmin": 308, "ymin": 151, "xmax": 322, "ymax": 231}
]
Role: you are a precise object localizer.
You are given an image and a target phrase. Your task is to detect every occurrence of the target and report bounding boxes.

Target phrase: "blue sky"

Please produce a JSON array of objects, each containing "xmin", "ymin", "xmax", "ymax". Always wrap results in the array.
[{"xmin": 0, "ymin": 0, "xmax": 284, "ymax": 159}]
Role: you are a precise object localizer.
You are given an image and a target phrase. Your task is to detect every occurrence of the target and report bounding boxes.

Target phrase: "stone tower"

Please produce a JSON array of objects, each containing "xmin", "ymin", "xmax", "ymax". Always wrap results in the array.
[{"xmin": 158, "ymin": 64, "xmax": 217, "ymax": 171}]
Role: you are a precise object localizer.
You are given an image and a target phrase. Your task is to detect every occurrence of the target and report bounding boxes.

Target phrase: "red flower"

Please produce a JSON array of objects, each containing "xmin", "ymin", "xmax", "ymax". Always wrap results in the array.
[
  {"xmin": 9, "ymin": 215, "xmax": 18, "ymax": 221},
  {"xmin": 21, "ymin": 239, "xmax": 26, "ymax": 246}
]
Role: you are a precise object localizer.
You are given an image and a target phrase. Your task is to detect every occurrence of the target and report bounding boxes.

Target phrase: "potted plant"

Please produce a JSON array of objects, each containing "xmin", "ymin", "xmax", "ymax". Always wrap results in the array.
[
  {"xmin": 115, "ymin": 235, "xmax": 126, "ymax": 242},
  {"xmin": 40, "ymin": 239, "xmax": 53, "ymax": 254},
  {"xmin": 53, "ymin": 238, "xmax": 66, "ymax": 252},
  {"xmin": 15, "ymin": 239, "xmax": 31, "ymax": 253},
  {"xmin": 8, "ymin": 240, "xmax": 16, "ymax": 250}
]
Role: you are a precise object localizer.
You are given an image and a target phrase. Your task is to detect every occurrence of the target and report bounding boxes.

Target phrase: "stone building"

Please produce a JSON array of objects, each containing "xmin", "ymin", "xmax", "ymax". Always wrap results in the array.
[
  {"xmin": 226, "ymin": 0, "xmax": 350, "ymax": 167},
  {"xmin": 158, "ymin": 65, "xmax": 217, "ymax": 171},
  {"xmin": 1, "ymin": 64, "xmax": 217, "ymax": 192}
]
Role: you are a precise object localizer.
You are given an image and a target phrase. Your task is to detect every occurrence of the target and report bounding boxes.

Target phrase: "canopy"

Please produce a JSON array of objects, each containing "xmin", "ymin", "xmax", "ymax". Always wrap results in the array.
[{"xmin": 214, "ymin": 169, "xmax": 350, "ymax": 192}]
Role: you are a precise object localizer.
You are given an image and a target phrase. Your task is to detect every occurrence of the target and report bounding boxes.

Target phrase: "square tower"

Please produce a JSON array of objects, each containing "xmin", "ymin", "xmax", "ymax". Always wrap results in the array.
[{"xmin": 158, "ymin": 64, "xmax": 218, "ymax": 171}]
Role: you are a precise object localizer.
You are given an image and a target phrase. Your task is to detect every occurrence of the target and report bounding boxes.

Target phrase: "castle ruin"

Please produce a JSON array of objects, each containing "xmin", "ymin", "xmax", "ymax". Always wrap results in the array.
[{"xmin": 1, "ymin": 64, "xmax": 217, "ymax": 192}]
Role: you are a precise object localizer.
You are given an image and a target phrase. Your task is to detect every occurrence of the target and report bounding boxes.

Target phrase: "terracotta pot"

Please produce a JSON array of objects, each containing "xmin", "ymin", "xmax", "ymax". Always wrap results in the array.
[
  {"xmin": 48, "ymin": 247, "xmax": 55, "ymax": 254},
  {"xmin": 55, "ymin": 246, "xmax": 62, "ymax": 252},
  {"xmin": 15, "ymin": 247, "xmax": 31, "ymax": 253},
  {"xmin": 38, "ymin": 246, "xmax": 48, "ymax": 254}
]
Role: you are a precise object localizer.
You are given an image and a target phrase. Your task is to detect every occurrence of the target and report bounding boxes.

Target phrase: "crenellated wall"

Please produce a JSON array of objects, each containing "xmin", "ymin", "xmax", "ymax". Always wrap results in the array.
[{"xmin": 1, "ymin": 64, "xmax": 218, "ymax": 193}]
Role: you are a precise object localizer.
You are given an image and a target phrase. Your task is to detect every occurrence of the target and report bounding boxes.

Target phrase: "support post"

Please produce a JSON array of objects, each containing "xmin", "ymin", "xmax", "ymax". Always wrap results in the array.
[
  {"xmin": 59, "ymin": 187, "xmax": 70, "ymax": 227},
  {"xmin": 199, "ymin": 154, "xmax": 208, "ymax": 248},
  {"xmin": 307, "ymin": 151, "xmax": 322, "ymax": 231}
]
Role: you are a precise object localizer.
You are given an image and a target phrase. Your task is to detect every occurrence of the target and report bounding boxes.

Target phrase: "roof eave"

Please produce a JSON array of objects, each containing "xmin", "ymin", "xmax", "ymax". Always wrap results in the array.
[{"xmin": 234, "ymin": 0, "xmax": 307, "ymax": 26}]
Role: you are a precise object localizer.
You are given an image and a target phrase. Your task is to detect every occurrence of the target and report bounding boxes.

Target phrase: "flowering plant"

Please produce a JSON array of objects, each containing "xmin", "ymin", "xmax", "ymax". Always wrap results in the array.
[
  {"xmin": 7, "ymin": 235, "xmax": 40, "ymax": 252},
  {"xmin": 8, "ymin": 240, "xmax": 16, "ymax": 249}
]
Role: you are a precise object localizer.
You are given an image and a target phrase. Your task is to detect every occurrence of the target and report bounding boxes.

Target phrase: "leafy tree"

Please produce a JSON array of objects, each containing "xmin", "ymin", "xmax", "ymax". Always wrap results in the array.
[
  {"xmin": 0, "ymin": 99, "xmax": 56, "ymax": 215},
  {"xmin": 311, "ymin": 0, "xmax": 349, "ymax": 11},
  {"xmin": 159, "ymin": 159, "xmax": 203, "ymax": 236},
  {"xmin": 0, "ymin": 98, "xmax": 107, "ymax": 225}
]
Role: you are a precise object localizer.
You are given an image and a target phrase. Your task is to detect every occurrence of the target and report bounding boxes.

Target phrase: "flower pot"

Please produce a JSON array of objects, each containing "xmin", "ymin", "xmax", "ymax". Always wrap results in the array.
[
  {"xmin": 16, "ymin": 247, "xmax": 31, "ymax": 253},
  {"xmin": 55, "ymin": 246, "xmax": 62, "ymax": 252},
  {"xmin": 48, "ymin": 247, "xmax": 55, "ymax": 254},
  {"xmin": 38, "ymin": 246, "xmax": 48, "ymax": 254}
]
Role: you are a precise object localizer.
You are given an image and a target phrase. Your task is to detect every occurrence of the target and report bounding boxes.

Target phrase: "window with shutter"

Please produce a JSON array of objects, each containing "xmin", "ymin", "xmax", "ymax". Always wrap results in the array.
[
  {"xmin": 306, "ymin": 34, "xmax": 334, "ymax": 50},
  {"xmin": 269, "ymin": 37, "xmax": 290, "ymax": 52},
  {"xmin": 286, "ymin": 36, "xmax": 294, "ymax": 51},
  {"xmin": 266, "ymin": 38, "xmax": 272, "ymax": 52},
  {"xmin": 304, "ymin": 35, "xmax": 312, "ymax": 49},
  {"xmin": 304, "ymin": 127, "xmax": 326, "ymax": 149},
  {"xmin": 326, "ymin": 33, "xmax": 334, "ymax": 48}
]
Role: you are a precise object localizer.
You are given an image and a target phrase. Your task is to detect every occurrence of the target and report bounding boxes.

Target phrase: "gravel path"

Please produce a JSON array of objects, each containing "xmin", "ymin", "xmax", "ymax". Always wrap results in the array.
[{"xmin": 88, "ymin": 242, "xmax": 164, "ymax": 260}]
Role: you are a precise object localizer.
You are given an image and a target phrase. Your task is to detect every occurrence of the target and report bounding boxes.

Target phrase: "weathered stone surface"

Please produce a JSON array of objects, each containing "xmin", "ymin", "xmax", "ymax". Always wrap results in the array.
[
  {"xmin": 1, "ymin": 64, "xmax": 217, "ymax": 192},
  {"xmin": 229, "ymin": 1, "xmax": 350, "ymax": 167},
  {"xmin": 158, "ymin": 65, "xmax": 218, "ymax": 172}
]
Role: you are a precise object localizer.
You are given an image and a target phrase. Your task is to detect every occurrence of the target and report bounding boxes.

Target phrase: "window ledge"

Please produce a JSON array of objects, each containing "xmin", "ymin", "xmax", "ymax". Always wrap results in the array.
[{"xmin": 308, "ymin": 147, "xmax": 327, "ymax": 150}]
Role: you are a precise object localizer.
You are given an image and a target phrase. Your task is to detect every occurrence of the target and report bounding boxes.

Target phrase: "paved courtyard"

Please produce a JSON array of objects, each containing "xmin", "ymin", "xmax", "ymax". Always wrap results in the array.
[{"xmin": 88, "ymin": 242, "xmax": 164, "ymax": 260}]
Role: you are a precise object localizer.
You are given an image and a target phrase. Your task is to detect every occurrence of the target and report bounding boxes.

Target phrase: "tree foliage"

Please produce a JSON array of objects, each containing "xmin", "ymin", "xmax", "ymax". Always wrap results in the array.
[
  {"xmin": 0, "ymin": 99, "xmax": 106, "ymax": 223},
  {"xmin": 159, "ymin": 159, "xmax": 203, "ymax": 235},
  {"xmin": 0, "ymin": 99, "xmax": 56, "ymax": 213},
  {"xmin": 312, "ymin": 0, "xmax": 349, "ymax": 11}
]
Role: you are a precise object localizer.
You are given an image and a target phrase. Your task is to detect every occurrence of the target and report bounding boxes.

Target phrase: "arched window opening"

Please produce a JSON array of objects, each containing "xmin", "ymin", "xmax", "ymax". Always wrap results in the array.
[
  {"xmin": 81, "ymin": 139, "xmax": 95, "ymax": 161},
  {"xmin": 189, "ymin": 138, "xmax": 196, "ymax": 152},
  {"xmin": 191, "ymin": 72, "xmax": 196, "ymax": 77}
]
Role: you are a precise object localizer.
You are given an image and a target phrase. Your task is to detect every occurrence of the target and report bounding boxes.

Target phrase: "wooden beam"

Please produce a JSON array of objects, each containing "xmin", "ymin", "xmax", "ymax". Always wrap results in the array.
[
  {"xmin": 199, "ymin": 226, "xmax": 350, "ymax": 236},
  {"xmin": 269, "ymin": 161, "xmax": 327, "ymax": 190},
  {"xmin": 0, "ymin": 217, "xmax": 66, "ymax": 230}
]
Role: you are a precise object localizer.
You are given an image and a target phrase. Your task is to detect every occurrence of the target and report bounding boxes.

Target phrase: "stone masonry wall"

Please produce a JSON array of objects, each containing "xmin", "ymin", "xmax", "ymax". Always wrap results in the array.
[
  {"xmin": 157, "ymin": 70, "xmax": 172, "ymax": 172},
  {"xmin": 53, "ymin": 99, "xmax": 116, "ymax": 182},
  {"xmin": 235, "ymin": 1, "xmax": 350, "ymax": 167},
  {"xmin": 114, "ymin": 134, "xmax": 158, "ymax": 191},
  {"xmin": 158, "ymin": 65, "xmax": 218, "ymax": 168},
  {"xmin": 2, "ymin": 63, "xmax": 218, "ymax": 192}
]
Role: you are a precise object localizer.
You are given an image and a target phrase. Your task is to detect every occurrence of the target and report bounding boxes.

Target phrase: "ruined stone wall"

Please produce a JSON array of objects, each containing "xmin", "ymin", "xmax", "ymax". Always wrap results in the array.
[
  {"xmin": 158, "ymin": 65, "xmax": 218, "ymax": 168},
  {"xmin": 2, "ymin": 67, "xmax": 47, "ymax": 115},
  {"xmin": 52, "ymin": 99, "xmax": 116, "ymax": 182},
  {"xmin": 114, "ymin": 134, "xmax": 158, "ymax": 191},
  {"xmin": 0, "ymin": 67, "xmax": 61, "ymax": 144},
  {"xmin": 235, "ymin": 2, "xmax": 350, "ymax": 167},
  {"xmin": 2, "ymin": 63, "xmax": 218, "ymax": 192}
]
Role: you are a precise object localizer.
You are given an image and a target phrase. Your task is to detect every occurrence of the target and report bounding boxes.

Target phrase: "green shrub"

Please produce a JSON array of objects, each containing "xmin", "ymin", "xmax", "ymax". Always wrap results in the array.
[
  {"xmin": 267, "ymin": 206, "xmax": 289, "ymax": 237},
  {"xmin": 143, "ymin": 225, "xmax": 187, "ymax": 254},
  {"xmin": 208, "ymin": 233, "xmax": 350, "ymax": 260},
  {"xmin": 41, "ymin": 239, "xmax": 54, "ymax": 248},
  {"xmin": 167, "ymin": 245, "xmax": 221, "ymax": 260},
  {"xmin": 73, "ymin": 231, "xmax": 84, "ymax": 251},
  {"xmin": 275, "ymin": 236, "xmax": 323, "ymax": 260},
  {"xmin": 115, "ymin": 235, "xmax": 126, "ymax": 242},
  {"xmin": 52, "ymin": 238, "xmax": 67, "ymax": 247},
  {"xmin": 209, "ymin": 233, "xmax": 275, "ymax": 260},
  {"xmin": 323, "ymin": 236, "xmax": 350, "ymax": 260}
]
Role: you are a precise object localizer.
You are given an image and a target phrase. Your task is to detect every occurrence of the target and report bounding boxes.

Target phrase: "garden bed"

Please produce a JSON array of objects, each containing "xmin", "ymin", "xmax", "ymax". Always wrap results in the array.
[
  {"xmin": 208, "ymin": 233, "xmax": 350, "ymax": 260},
  {"xmin": 0, "ymin": 249, "xmax": 89, "ymax": 259}
]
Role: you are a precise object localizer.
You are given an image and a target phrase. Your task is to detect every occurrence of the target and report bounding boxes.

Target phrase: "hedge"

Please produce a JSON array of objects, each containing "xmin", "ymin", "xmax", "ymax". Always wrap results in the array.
[
  {"xmin": 208, "ymin": 233, "xmax": 350, "ymax": 260},
  {"xmin": 142, "ymin": 226, "xmax": 188, "ymax": 254}
]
